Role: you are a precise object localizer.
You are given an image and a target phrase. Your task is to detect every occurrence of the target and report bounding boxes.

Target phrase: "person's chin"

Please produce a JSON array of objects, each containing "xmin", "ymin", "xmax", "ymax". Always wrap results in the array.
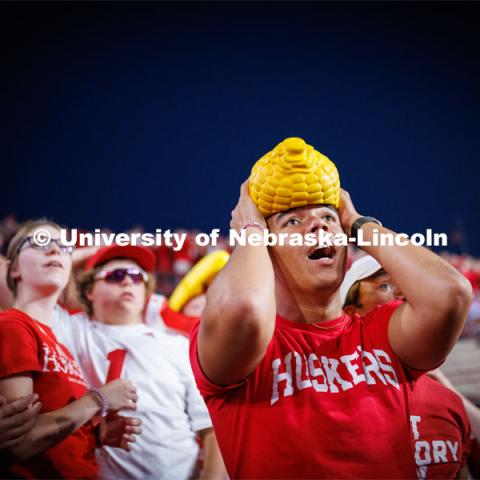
[
  {"xmin": 116, "ymin": 299, "xmax": 135, "ymax": 309},
  {"xmin": 311, "ymin": 270, "xmax": 343, "ymax": 290},
  {"xmin": 37, "ymin": 279, "xmax": 67, "ymax": 296},
  {"xmin": 115, "ymin": 300, "xmax": 142, "ymax": 315}
]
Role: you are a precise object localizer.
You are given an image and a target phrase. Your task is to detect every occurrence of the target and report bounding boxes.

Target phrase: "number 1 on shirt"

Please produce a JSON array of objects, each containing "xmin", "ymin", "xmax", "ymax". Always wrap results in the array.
[{"xmin": 106, "ymin": 349, "xmax": 127, "ymax": 382}]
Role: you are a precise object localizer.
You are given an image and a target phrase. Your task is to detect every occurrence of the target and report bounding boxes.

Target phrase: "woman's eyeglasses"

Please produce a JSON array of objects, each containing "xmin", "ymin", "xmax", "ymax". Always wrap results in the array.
[
  {"xmin": 19, "ymin": 236, "xmax": 74, "ymax": 255},
  {"xmin": 95, "ymin": 268, "xmax": 148, "ymax": 284}
]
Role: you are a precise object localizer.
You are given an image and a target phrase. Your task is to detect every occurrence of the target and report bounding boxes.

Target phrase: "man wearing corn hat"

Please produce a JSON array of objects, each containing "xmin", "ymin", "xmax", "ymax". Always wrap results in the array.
[{"xmin": 189, "ymin": 137, "xmax": 473, "ymax": 478}]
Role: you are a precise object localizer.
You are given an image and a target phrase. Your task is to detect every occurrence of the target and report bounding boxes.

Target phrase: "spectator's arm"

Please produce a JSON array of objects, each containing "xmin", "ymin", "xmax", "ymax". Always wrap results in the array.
[
  {"xmin": 0, "ymin": 394, "xmax": 42, "ymax": 450},
  {"xmin": 198, "ymin": 428, "xmax": 226, "ymax": 479},
  {"xmin": 0, "ymin": 374, "xmax": 137, "ymax": 463},
  {"xmin": 198, "ymin": 181, "xmax": 276, "ymax": 385},
  {"xmin": 0, "ymin": 374, "xmax": 102, "ymax": 463},
  {"xmin": 340, "ymin": 189, "xmax": 472, "ymax": 370}
]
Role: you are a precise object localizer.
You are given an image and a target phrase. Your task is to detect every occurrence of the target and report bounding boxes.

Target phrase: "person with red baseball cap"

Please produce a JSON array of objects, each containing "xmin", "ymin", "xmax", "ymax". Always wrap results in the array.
[
  {"xmin": 50, "ymin": 243, "xmax": 226, "ymax": 480},
  {"xmin": 84, "ymin": 244, "xmax": 157, "ymax": 273}
]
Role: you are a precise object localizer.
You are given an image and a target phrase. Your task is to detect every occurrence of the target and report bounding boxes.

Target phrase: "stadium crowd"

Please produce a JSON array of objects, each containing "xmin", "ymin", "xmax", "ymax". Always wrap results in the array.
[
  {"xmin": 2, "ymin": 214, "xmax": 479, "ymax": 341},
  {"xmin": 0, "ymin": 208, "xmax": 479, "ymax": 479}
]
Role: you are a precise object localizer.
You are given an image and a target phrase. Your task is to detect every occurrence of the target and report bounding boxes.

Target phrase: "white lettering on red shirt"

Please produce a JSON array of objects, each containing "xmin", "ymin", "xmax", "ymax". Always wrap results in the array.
[
  {"xmin": 409, "ymin": 375, "xmax": 471, "ymax": 479},
  {"xmin": 410, "ymin": 415, "xmax": 460, "ymax": 478},
  {"xmin": 271, "ymin": 345, "xmax": 399, "ymax": 404},
  {"xmin": 42, "ymin": 342, "xmax": 84, "ymax": 380}
]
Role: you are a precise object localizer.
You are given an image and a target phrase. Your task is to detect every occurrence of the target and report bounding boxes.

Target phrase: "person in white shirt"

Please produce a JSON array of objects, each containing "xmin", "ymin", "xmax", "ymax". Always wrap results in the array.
[{"xmin": 51, "ymin": 244, "xmax": 225, "ymax": 480}]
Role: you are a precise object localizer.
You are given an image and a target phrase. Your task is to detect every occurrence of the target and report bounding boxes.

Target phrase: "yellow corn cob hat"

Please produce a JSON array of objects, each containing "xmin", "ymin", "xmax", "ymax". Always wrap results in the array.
[{"xmin": 249, "ymin": 137, "xmax": 340, "ymax": 216}]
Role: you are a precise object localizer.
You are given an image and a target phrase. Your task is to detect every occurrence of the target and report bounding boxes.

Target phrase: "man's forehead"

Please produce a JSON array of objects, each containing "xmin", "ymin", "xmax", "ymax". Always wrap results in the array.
[{"xmin": 270, "ymin": 204, "xmax": 338, "ymax": 221}]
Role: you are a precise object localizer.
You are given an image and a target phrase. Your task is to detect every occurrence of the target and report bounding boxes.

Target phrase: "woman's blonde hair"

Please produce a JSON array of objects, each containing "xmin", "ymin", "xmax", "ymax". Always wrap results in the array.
[{"xmin": 6, "ymin": 219, "xmax": 62, "ymax": 297}]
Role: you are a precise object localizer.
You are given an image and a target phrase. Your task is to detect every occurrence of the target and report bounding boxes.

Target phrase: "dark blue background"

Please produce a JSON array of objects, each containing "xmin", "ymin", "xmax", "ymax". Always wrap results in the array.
[{"xmin": 2, "ymin": 2, "xmax": 479, "ymax": 254}]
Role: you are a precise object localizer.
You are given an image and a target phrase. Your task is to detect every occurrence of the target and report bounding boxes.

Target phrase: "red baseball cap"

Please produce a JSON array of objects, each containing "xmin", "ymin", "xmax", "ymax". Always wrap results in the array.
[{"xmin": 85, "ymin": 245, "xmax": 156, "ymax": 273}]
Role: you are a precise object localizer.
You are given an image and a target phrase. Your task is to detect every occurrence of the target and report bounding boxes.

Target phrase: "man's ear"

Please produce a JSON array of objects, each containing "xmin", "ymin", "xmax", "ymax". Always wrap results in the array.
[{"xmin": 344, "ymin": 305, "xmax": 357, "ymax": 316}]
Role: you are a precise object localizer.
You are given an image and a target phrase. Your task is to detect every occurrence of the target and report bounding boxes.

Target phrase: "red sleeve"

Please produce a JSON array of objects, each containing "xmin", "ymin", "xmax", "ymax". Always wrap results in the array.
[
  {"xmin": 161, "ymin": 305, "xmax": 198, "ymax": 336},
  {"xmin": 0, "ymin": 319, "xmax": 42, "ymax": 378},
  {"xmin": 363, "ymin": 300, "xmax": 436, "ymax": 380},
  {"xmin": 363, "ymin": 300, "xmax": 403, "ymax": 327},
  {"xmin": 444, "ymin": 387, "xmax": 474, "ymax": 467},
  {"xmin": 189, "ymin": 320, "xmax": 246, "ymax": 399},
  {"xmin": 362, "ymin": 300, "xmax": 403, "ymax": 346}
]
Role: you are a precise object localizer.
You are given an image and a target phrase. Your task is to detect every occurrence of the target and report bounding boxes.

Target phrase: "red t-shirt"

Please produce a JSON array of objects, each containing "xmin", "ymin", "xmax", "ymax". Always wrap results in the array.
[
  {"xmin": 160, "ymin": 304, "xmax": 199, "ymax": 336},
  {"xmin": 410, "ymin": 375, "xmax": 472, "ymax": 478},
  {"xmin": 0, "ymin": 309, "xmax": 98, "ymax": 479},
  {"xmin": 189, "ymin": 302, "xmax": 418, "ymax": 478}
]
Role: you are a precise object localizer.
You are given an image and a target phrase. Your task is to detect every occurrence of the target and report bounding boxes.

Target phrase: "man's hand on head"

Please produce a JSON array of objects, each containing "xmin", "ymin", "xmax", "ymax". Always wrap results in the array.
[
  {"xmin": 338, "ymin": 188, "xmax": 362, "ymax": 236},
  {"xmin": 230, "ymin": 180, "xmax": 267, "ymax": 234}
]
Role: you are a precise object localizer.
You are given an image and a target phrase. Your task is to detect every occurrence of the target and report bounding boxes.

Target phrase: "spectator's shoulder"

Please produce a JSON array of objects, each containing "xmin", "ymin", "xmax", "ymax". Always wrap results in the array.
[
  {"xmin": 147, "ymin": 293, "xmax": 167, "ymax": 314},
  {"xmin": 54, "ymin": 303, "xmax": 88, "ymax": 321},
  {"xmin": 155, "ymin": 326, "xmax": 194, "ymax": 374},
  {"xmin": 422, "ymin": 376, "xmax": 465, "ymax": 409},
  {"xmin": 51, "ymin": 304, "xmax": 90, "ymax": 339},
  {"xmin": 144, "ymin": 293, "xmax": 167, "ymax": 328},
  {"xmin": 0, "ymin": 308, "xmax": 33, "ymax": 328},
  {"xmin": 161, "ymin": 326, "xmax": 190, "ymax": 349},
  {"xmin": 0, "ymin": 309, "xmax": 38, "ymax": 340}
]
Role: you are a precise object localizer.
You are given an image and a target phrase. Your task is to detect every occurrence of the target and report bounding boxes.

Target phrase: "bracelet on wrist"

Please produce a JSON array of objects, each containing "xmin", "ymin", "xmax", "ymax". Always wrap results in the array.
[
  {"xmin": 241, "ymin": 221, "xmax": 267, "ymax": 233},
  {"xmin": 88, "ymin": 388, "xmax": 108, "ymax": 417}
]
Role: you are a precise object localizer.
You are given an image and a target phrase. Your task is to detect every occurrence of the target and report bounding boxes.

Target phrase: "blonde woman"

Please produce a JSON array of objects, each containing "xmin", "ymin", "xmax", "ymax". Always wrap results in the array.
[{"xmin": 0, "ymin": 220, "xmax": 140, "ymax": 479}]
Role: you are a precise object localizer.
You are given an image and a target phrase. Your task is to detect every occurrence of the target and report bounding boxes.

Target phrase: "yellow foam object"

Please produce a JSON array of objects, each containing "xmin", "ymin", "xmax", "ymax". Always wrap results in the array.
[
  {"xmin": 168, "ymin": 250, "xmax": 230, "ymax": 312},
  {"xmin": 249, "ymin": 137, "xmax": 340, "ymax": 216}
]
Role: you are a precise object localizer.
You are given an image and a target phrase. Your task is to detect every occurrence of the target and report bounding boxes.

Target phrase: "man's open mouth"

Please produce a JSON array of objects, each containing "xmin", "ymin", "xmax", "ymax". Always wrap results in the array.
[{"xmin": 308, "ymin": 246, "xmax": 336, "ymax": 261}]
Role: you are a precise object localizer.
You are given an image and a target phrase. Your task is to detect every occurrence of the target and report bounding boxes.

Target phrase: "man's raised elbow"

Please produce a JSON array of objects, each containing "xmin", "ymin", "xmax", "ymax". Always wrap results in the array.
[
  {"xmin": 440, "ymin": 273, "xmax": 473, "ymax": 319},
  {"xmin": 203, "ymin": 293, "xmax": 273, "ymax": 335},
  {"xmin": 452, "ymin": 274, "xmax": 473, "ymax": 309},
  {"xmin": 223, "ymin": 296, "xmax": 272, "ymax": 329}
]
